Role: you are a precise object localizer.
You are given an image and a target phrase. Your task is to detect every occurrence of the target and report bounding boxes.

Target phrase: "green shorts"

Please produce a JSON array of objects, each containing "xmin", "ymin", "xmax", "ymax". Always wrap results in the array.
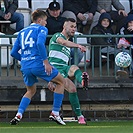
[{"xmin": 53, "ymin": 65, "xmax": 71, "ymax": 78}]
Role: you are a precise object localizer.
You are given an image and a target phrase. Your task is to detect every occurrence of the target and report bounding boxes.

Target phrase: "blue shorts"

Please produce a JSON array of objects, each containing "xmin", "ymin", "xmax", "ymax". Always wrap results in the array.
[{"xmin": 21, "ymin": 67, "xmax": 58, "ymax": 86}]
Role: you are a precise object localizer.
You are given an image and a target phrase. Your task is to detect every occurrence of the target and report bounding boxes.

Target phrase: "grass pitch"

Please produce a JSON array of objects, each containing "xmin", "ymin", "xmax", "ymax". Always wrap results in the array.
[{"xmin": 0, "ymin": 121, "xmax": 133, "ymax": 133}]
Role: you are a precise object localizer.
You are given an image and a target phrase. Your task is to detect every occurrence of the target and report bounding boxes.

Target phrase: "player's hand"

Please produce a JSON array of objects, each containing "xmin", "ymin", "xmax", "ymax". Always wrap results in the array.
[
  {"xmin": 47, "ymin": 82, "xmax": 56, "ymax": 92},
  {"xmin": 45, "ymin": 63, "xmax": 53, "ymax": 76},
  {"xmin": 44, "ymin": 59, "xmax": 53, "ymax": 76},
  {"xmin": 78, "ymin": 45, "xmax": 86, "ymax": 52}
]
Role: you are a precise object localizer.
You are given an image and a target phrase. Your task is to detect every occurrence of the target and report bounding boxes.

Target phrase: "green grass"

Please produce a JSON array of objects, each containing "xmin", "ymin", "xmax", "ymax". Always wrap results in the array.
[{"xmin": 0, "ymin": 121, "xmax": 133, "ymax": 133}]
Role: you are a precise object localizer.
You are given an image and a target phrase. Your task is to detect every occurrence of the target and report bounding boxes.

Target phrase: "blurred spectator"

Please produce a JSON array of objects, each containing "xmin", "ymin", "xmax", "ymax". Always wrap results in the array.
[
  {"xmin": 118, "ymin": 14, "xmax": 133, "ymax": 49},
  {"xmin": 46, "ymin": 1, "xmax": 83, "ymax": 64},
  {"xmin": 91, "ymin": 13, "xmax": 116, "ymax": 67},
  {"xmin": 117, "ymin": 14, "xmax": 133, "ymax": 75},
  {"xmin": 46, "ymin": 1, "xmax": 66, "ymax": 36},
  {"xmin": 0, "ymin": 0, "xmax": 24, "ymax": 32},
  {"xmin": 62, "ymin": 0, "xmax": 97, "ymax": 34},
  {"xmin": 90, "ymin": 0, "xmax": 127, "ymax": 34}
]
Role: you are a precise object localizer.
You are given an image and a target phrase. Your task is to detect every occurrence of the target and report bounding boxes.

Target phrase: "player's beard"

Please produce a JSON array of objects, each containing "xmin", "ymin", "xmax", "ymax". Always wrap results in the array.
[{"xmin": 67, "ymin": 30, "xmax": 74, "ymax": 38}]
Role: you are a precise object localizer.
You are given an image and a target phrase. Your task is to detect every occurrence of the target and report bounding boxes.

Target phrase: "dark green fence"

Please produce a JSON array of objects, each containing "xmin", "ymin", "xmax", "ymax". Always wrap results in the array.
[{"xmin": 0, "ymin": 34, "xmax": 132, "ymax": 79}]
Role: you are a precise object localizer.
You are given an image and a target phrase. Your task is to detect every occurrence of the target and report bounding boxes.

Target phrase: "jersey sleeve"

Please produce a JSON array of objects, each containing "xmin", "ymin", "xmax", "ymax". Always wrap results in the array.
[
  {"xmin": 10, "ymin": 33, "xmax": 21, "ymax": 61},
  {"xmin": 37, "ymin": 26, "xmax": 48, "ymax": 60},
  {"xmin": 53, "ymin": 33, "xmax": 65, "ymax": 43}
]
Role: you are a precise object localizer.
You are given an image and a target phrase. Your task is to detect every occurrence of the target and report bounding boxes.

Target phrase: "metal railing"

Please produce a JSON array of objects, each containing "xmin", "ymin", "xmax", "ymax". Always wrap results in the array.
[
  {"xmin": 0, "ymin": 34, "xmax": 132, "ymax": 79},
  {"xmin": 73, "ymin": 34, "xmax": 132, "ymax": 78}
]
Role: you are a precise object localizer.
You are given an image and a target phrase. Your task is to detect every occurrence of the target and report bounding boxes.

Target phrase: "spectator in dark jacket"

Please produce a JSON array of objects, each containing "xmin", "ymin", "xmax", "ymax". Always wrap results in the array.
[
  {"xmin": 62, "ymin": 0, "xmax": 97, "ymax": 34},
  {"xmin": 91, "ymin": 13, "xmax": 116, "ymax": 67},
  {"xmin": 0, "ymin": 0, "xmax": 24, "ymax": 32},
  {"xmin": 46, "ymin": 1, "xmax": 66, "ymax": 45},
  {"xmin": 46, "ymin": 2, "xmax": 66, "ymax": 35}
]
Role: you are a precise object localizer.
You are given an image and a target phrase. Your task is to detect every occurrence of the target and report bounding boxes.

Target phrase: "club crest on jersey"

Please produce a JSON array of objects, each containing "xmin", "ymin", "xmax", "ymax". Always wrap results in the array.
[{"xmin": 41, "ymin": 30, "xmax": 46, "ymax": 35}]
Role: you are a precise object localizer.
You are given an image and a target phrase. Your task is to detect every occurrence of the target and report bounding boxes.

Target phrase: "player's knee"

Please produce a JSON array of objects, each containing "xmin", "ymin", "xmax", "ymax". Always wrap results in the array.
[
  {"xmin": 68, "ymin": 65, "xmax": 79, "ymax": 77},
  {"xmin": 27, "ymin": 87, "xmax": 36, "ymax": 97},
  {"xmin": 70, "ymin": 65, "xmax": 79, "ymax": 71},
  {"xmin": 69, "ymin": 88, "xmax": 77, "ymax": 93},
  {"xmin": 32, "ymin": 88, "xmax": 36, "ymax": 94}
]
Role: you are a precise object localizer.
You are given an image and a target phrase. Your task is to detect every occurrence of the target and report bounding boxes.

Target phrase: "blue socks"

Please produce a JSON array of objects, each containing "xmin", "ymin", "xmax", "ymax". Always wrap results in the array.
[
  {"xmin": 52, "ymin": 92, "xmax": 64, "ymax": 112},
  {"xmin": 18, "ymin": 97, "xmax": 31, "ymax": 115},
  {"xmin": 17, "ymin": 93, "xmax": 63, "ymax": 117}
]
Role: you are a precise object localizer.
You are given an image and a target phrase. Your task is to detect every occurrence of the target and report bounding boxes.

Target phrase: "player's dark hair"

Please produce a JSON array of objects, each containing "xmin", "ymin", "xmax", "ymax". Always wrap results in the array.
[
  {"xmin": 65, "ymin": 18, "xmax": 76, "ymax": 23},
  {"xmin": 31, "ymin": 9, "xmax": 47, "ymax": 22}
]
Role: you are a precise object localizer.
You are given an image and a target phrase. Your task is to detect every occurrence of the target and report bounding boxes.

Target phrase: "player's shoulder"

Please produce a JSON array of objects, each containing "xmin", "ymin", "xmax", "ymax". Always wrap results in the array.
[
  {"xmin": 30, "ymin": 23, "xmax": 48, "ymax": 33},
  {"xmin": 54, "ymin": 32, "xmax": 61, "ymax": 36},
  {"xmin": 38, "ymin": 25, "xmax": 48, "ymax": 36},
  {"xmin": 40, "ymin": 25, "xmax": 48, "ymax": 32},
  {"xmin": 53, "ymin": 32, "xmax": 65, "ymax": 39}
]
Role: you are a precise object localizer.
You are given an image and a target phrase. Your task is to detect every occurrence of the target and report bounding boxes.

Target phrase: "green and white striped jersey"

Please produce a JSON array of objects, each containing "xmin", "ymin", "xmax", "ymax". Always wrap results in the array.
[{"xmin": 49, "ymin": 33, "xmax": 70, "ymax": 66}]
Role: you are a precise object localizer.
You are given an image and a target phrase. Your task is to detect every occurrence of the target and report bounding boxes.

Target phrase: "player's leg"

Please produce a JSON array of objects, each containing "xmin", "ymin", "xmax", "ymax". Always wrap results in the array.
[
  {"xmin": 64, "ymin": 78, "xmax": 86, "ymax": 124},
  {"xmin": 10, "ymin": 69, "xmax": 38, "ymax": 125},
  {"xmin": 32, "ymin": 66, "xmax": 66, "ymax": 125},
  {"xmin": 47, "ymin": 78, "xmax": 86, "ymax": 124},
  {"xmin": 49, "ymin": 72, "xmax": 66, "ymax": 125},
  {"xmin": 68, "ymin": 65, "xmax": 89, "ymax": 88},
  {"xmin": 10, "ymin": 85, "xmax": 36, "ymax": 125}
]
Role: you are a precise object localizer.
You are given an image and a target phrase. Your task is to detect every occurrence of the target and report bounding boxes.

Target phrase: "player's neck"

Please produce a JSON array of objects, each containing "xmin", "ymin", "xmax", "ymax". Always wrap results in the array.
[{"xmin": 61, "ymin": 31, "xmax": 69, "ymax": 40}]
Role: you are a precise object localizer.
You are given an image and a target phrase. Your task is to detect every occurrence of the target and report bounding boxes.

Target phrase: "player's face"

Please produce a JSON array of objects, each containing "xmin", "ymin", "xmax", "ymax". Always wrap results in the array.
[
  {"xmin": 101, "ymin": 19, "xmax": 110, "ymax": 28},
  {"xmin": 40, "ymin": 16, "xmax": 47, "ymax": 26},
  {"xmin": 65, "ymin": 22, "xmax": 77, "ymax": 37},
  {"xmin": 48, "ymin": 9, "xmax": 60, "ymax": 18}
]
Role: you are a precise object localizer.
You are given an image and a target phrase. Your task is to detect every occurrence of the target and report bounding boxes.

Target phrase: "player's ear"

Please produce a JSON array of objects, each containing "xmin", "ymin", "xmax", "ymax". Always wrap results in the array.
[{"xmin": 37, "ymin": 17, "xmax": 41, "ymax": 23}]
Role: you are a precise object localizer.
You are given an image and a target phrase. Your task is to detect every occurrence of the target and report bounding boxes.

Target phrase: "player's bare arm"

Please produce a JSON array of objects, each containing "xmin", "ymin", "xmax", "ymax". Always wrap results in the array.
[{"xmin": 57, "ymin": 37, "xmax": 86, "ymax": 52}]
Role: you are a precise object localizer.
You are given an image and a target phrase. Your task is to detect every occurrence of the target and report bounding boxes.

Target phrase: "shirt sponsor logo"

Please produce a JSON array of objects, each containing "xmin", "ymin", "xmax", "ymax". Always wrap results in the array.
[{"xmin": 21, "ymin": 56, "xmax": 35, "ymax": 61}]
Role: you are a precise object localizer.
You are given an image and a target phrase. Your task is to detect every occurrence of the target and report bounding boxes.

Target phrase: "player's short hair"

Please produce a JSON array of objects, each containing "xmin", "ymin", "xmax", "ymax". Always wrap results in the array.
[
  {"xmin": 65, "ymin": 18, "xmax": 76, "ymax": 23},
  {"xmin": 31, "ymin": 9, "xmax": 47, "ymax": 22}
]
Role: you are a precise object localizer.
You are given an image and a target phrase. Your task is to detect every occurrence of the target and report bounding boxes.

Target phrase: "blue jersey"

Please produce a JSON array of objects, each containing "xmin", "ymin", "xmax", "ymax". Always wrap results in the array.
[{"xmin": 11, "ymin": 23, "xmax": 48, "ymax": 70}]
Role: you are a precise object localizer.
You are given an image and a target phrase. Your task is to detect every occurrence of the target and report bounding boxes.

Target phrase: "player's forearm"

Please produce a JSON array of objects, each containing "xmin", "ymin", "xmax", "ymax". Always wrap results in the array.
[
  {"xmin": 62, "ymin": 40, "xmax": 80, "ymax": 48},
  {"xmin": 43, "ymin": 59, "xmax": 49, "ymax": 65}
]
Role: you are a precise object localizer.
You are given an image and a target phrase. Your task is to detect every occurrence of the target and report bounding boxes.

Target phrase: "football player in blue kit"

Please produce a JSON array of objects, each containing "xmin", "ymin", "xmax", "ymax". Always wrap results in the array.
[{"xmin": 10, "ymin": 9, "xmax": 66, "ymax": 125}]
